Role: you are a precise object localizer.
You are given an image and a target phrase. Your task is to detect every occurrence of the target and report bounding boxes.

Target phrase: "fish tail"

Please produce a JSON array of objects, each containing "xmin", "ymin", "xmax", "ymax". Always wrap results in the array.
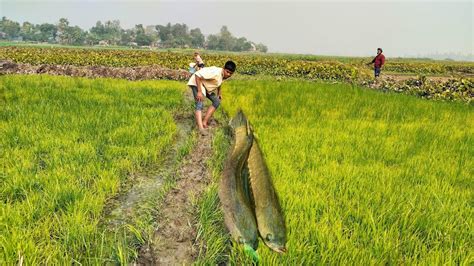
[{"xmin": 230, "ymin": 109, "xmax": 248, "ymax": 130}]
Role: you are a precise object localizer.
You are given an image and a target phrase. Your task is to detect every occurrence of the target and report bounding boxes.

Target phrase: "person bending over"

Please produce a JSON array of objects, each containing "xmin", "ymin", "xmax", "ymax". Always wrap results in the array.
[{"xmin": 187, "ymin": 60, "xmax": 236, "ymax": 135}]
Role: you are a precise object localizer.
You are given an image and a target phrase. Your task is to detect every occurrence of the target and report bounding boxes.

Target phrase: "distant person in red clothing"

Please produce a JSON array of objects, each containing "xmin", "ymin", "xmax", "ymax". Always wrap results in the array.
[{"xmin": 367, "ymin": 48, "xmax": 385, "ymax": 78}]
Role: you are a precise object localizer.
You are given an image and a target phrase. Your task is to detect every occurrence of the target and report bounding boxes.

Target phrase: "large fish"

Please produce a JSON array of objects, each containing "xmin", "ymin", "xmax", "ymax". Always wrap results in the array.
[
  {"xmin": 219, "ymin": 110, "xmax": 258, "ymax": 250},
  {"xmin": 246, "ymin": 134, "xmax": 287, "ymax": 253}
]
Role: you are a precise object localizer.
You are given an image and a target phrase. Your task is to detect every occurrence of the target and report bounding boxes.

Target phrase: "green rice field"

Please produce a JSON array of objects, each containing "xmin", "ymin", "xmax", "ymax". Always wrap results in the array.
[
  {"xmin": 0, "ymin": 74, "xmax": 472, "ymax": 264},
  {"xmin": 0, "ymin": 75, "xmax": 184, "ymax": 264},
  {"xmin": 198, "ymin": 80, "xmax": 473, "ymax": 264}
]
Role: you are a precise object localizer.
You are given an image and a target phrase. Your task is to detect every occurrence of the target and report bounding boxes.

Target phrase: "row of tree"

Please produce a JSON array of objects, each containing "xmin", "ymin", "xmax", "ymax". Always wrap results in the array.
[{"xmin": 0, "ymin": 17, "xmax": 268, "ymax": 52}]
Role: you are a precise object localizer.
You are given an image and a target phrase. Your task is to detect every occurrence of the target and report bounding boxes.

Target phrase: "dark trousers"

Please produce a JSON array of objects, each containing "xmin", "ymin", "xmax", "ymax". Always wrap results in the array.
[
  {"xmin": 189, "ymin": 86, "xmax": 220, "ymax": 110},
  {"xmin": 374, "ymin": 67, "xmax": 381, "ymax": 77}
]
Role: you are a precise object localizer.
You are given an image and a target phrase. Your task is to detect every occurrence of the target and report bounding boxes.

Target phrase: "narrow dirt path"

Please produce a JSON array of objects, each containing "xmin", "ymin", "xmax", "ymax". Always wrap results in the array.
[{"xmin": 137, "ymin": 90, "xmax": 218, "ymax": 265}]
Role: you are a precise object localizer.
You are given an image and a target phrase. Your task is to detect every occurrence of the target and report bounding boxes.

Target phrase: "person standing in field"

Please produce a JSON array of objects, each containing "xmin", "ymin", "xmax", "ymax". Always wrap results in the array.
[
  {"xmin": 187, "ymin": 60, "xmax": 236, "ymax": 135},
  {"xmin": 368, "ymin": 48, "xmax": 385, "ymax": 78}
]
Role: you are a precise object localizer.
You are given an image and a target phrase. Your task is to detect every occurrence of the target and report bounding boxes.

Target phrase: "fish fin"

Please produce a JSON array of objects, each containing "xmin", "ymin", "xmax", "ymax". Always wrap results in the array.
[
  {"xmin": 243, "ymin": 163, "xmax": 256, "ymax": 209},
  {"xmin": 246, "ymin": 120, "xmax": 254, "ymax": 142},
  {"xmin": 247, "ymin": 120, "xmax": 254, "ymax": 135},
  {"xmin": 241, "ymin": 162, "xmax": 255, "ymax": 208}
]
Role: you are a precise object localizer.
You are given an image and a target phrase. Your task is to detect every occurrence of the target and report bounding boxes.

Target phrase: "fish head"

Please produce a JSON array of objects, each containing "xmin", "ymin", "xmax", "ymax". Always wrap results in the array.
[{"xmin": 263, "ymin": 233, "xmax": 287, "ymax": 253}]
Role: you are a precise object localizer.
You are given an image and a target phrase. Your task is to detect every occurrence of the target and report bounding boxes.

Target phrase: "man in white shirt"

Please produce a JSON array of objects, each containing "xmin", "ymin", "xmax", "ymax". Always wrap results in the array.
[{"xmin": 187, "ymin": 60, "xmax": 236, "ymax": 135}]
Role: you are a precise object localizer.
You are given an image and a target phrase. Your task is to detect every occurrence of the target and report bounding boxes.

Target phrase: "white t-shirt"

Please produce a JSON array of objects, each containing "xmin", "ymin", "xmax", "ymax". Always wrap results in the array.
[{"xmin": 187, "ymin": 66, "xmax": 224, "ymax": 94}]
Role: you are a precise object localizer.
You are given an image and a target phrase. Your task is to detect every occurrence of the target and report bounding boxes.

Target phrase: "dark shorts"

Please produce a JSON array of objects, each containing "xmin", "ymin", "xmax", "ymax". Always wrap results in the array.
[
  {"xmin": 375, "ymin": 67, "xmax": 381, "ymax": 77},
  {"xmin": 189, "ymin": 85, "xmax": 220, "ymax": 111}
]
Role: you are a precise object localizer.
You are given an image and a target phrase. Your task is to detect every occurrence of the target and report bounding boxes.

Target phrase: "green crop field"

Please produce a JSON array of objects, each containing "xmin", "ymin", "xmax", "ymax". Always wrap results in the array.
[
  {"xmin": 1, "ymin": 47, "xmax": 473, "ymax": 264},
  {"xmin": 2, "ymin": 46, "xmax": 473, "ymax": 78},
  {"xmin": 1, "ymin": 46, "xmax": 472, "ymax": 103},
  {"xmin": 197, "ymin": 80, "xmax": 473, "ymax": 264},
  {"xmin": 0, "ymin": 75, "xmax": 185, "ymax": 264}
]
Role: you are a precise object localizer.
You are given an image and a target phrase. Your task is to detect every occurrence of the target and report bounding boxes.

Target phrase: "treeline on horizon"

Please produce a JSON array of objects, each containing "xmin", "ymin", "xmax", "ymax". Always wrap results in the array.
[{"xmin": 0, "ymin": 16, "xmax": 268, "ymax": 52}]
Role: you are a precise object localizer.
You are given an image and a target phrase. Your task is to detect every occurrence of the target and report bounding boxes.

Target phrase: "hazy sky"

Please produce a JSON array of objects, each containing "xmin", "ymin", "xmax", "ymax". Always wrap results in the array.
[{"xmin": 1, "ymin": 0, "xmax": 473, "ymax": 57}]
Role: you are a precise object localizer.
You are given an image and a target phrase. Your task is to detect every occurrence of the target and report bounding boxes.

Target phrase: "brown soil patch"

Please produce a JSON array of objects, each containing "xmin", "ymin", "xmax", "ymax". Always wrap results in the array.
[
  {"xmin": 382, "ymin": 73, "xmax": 456, "ymax": 83},
  {"xmin": 136, "ymin": 90, "xmax": 218, "ymax": 265},
  {"xmin": 0, "ymin": 60, "xmax": 190, "ymax": 81}
]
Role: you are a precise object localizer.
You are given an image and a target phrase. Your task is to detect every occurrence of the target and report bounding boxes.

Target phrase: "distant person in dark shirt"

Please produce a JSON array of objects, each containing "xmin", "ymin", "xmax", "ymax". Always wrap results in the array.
[{"xmin": 367, "ymin": 48, "xmax": 385, "ymax": 78}]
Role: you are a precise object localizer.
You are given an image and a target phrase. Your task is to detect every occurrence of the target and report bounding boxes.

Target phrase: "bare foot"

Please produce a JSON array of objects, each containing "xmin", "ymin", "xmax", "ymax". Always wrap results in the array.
[
  {"xmin": 199, "ymin": 128, "xmax": 208, "ymax": 136},
  {"xmin": 202, "ymin": 121, "xmax": 208, "ymax": 128}
]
